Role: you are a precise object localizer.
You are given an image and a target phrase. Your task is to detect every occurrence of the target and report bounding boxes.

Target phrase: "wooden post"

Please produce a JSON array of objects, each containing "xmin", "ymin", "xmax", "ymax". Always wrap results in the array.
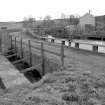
[
  {"xmin": 28, "ymin": 40, "xmax": 32, "ymax": 66},
  {"xmin": 14, "ymin": 37, "xmax": 17, "ymax": 51},
  {"xmin": 20, "ymin": 37, "xmax": 23, "ymax": 58},
  {"xmin": 62, "ymin": 41, "xmax": 65, "ymax": 45},
  {"xmin": 41, "ymin": 42, "xmax": 45, "ymax": 75},
  {"xmin": 10, "ymin": 35, "xmax": 12, "ymax": 49},
  {"xmin": 60, "ymin": 42, "xmax": 64, "ymax": 70},
  {"xmin": 0, "ymin": 32, "xmax": 1, "ymax": 52}
]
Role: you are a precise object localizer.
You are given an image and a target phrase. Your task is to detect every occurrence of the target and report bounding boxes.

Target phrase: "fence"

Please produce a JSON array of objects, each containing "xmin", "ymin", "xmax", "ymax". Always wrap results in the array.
[
  {"xmin": 1, "ymin": 27, "xmax": 105, "ymax": 76},
  {"xmin": 8, "ymin": 35, "xmax": 65, "ymax": 75}
]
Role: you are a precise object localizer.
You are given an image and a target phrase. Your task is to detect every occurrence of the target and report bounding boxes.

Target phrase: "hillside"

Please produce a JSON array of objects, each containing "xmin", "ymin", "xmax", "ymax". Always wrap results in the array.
[{"xmin": 0, "ymin": 22, "xmax": 23, "ymax": 29}]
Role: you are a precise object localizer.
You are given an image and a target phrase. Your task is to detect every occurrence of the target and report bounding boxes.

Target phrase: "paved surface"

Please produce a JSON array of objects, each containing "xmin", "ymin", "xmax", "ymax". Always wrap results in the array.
[{"xmin": 0, "ymin": 54, "xmax": 30, "ymax": 89}]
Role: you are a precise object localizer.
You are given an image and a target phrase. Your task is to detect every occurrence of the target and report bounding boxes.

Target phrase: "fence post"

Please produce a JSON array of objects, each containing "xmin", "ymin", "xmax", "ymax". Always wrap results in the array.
[
  {"xmin": 62, "ymin": 41, "xmax": 65, "ymax": 45},
  {"xmin": 14, "ymin": 37, "xmax": 17, "ymax": 51},
  {"xmin": 20, "ymin": 37, "xmax": 23, "ymax": 58},
  {"xmin": 28, "ymin": 40, "xmax": 32, "ymax": 66},
  {"xmin": 10, "ymin": 35, "xmax": 12, "ymax": 49},
  {"xmin": 41, "ymin": 42, "xmax": 45, "ymax": 75},
  {"xmin": 60, "ymin": 42, "xmax": 64, "ymax": 70},
  {"xmin": 0, "ymin": 30, "xmax": 2, "ymax": 52}
]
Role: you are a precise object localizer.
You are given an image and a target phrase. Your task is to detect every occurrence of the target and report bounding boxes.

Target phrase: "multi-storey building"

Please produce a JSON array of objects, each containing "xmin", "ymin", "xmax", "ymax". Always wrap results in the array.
[{"xmin": 79, "ymin": 11, "xmax": 95, "ymax": 31}]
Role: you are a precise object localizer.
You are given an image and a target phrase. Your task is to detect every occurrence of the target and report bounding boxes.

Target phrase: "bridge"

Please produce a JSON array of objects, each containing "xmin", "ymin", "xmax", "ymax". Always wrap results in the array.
[{"xmin": 0, "ymin": 27, "xmax": 105, "ymax": 89}]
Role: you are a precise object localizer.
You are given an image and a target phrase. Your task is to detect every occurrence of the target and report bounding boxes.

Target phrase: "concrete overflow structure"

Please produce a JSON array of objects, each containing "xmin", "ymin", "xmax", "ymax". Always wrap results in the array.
[{"xmin": 0, "ymin": 27, "xmax": 63, "ymax": 88}]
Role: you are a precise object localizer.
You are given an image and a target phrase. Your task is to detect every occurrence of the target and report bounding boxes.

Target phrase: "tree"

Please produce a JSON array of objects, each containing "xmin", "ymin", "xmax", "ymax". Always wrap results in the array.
[
  {"xmin": 23, "ymin": 16, "xmax": 36, "ymax": 29},
  {"xmin": 44, "ymin": 15, "xmax": 52, "ymax": 20},
  {"xmin": 23, "ymin": 17, "xmax": 28, "ymax": 28}
]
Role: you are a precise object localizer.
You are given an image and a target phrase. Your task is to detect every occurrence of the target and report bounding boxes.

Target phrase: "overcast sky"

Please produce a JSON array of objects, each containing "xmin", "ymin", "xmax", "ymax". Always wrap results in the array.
[{"xmin": 0, "ymin": 0, "xmax": 105, "ymax": 21}]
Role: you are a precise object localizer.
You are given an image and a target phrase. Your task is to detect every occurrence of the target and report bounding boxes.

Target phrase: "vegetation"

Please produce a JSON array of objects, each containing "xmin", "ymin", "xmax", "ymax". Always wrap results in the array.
[
  {"xmin": 22, "ymin": 15, "xmax": 79, "ymax": 39},
  {"xmin": 23, "ymin": 14, "xmax": 105, "ymax": 39},
  {"xmin": 1, "ymin": 69, "xmax": 105, "ymax": 105}
]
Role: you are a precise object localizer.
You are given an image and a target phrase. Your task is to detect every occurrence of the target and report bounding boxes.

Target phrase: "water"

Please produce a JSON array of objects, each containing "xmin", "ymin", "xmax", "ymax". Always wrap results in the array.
[
  {"xmin": 71, "ymin": 40, "xmax": 105, "ymax": 53},
  {"xmin": 48, "ymin": 38, "xmax": 105, "ymax": 53}
]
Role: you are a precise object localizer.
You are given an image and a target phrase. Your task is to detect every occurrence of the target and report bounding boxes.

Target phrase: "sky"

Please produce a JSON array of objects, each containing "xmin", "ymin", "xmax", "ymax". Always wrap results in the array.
[{"xmin": 0, "ymin": 0, "xmax": 105, "ymax": 22}]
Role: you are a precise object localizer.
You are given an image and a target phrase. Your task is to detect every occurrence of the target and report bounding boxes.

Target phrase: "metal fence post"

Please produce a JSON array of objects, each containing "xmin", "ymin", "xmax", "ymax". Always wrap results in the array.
[
  {"xmin": 28, "ymin": 40, "xmax": 32, "ymax": 66},
  {"xmin": 41, "ymin": 42, "xmax": 45, "ymax": 75}
]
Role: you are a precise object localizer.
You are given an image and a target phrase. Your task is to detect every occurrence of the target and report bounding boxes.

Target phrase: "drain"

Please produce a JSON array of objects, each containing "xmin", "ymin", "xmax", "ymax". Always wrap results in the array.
[
  {"xmin": 15, "ymin": 61, "xmax": 42, "ymax": 83},
  {"xmin": 4, "ymin": 49, "xmax": 19, "ymax": 62},
  {"xmin": 8, "ymin": 55, "xmax": 20, "ymax": 62},
  {"xmin": 25, "ymin": 69, "xmax": 42, "ymax": 82}
]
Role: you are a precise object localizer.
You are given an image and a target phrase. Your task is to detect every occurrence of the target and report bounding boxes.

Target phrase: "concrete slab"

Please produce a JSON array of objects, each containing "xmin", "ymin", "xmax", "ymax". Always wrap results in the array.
[{"xmin": 0, "ymin": 54, "xmax": 30, "ymax": 88}]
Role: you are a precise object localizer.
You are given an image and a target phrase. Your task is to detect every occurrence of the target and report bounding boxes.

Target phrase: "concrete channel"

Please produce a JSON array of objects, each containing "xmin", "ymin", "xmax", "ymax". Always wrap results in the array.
[
  {"xmin": 4, "ymin": 47, "xmax": 42, "ymax": 83},
  {"xmin": 3, "ymin": 44, "xmax": 60, "ymax": 84}
]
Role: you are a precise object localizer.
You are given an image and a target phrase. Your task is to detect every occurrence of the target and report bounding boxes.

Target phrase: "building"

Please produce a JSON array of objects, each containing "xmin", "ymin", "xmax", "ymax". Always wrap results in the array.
[{"xmin": 79, "ymin": 11, "xmax": 95, "ymax": 31}]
